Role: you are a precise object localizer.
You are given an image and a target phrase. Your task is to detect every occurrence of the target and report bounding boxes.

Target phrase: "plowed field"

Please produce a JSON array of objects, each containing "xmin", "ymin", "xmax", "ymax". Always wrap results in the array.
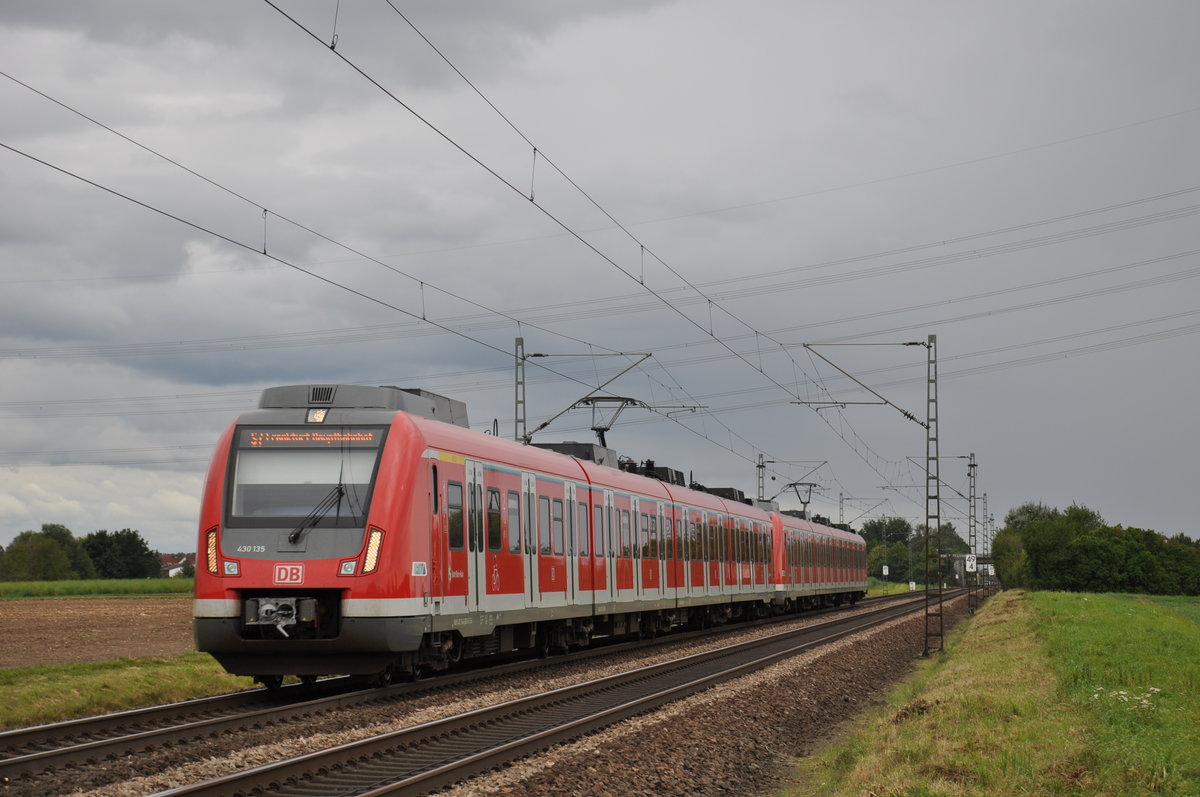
[{"xmin": 0, "ymin": 597, "xmax": 193, "ymax": 669}]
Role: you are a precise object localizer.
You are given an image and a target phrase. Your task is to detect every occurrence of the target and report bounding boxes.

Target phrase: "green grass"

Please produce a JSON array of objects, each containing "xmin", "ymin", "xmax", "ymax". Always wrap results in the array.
[
  {"xmin": 1029, "ymin": 592, "xmax": 1200, "ymax": 794},
  {"xmin": 1149, "ymin": 595, "xmax": 1200, "ymax": 627},
  {"xmin": 0, "ymin": 578, "xmax": 194, "ymax": 598},
  {"xmin": 0, "ymin": 653, "xmax": 255, "ymax": 730},
  {"xmin": 789, "ymin": 590, "xmax": 1200, "ymax": 796},
  {"xmin": 867, "ymin": 578, "xmax": 949, "ymax": 597}
]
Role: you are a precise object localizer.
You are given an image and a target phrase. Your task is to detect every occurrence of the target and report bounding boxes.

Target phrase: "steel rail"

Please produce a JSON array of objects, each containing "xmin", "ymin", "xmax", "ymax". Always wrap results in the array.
[
  {"xmin": 1, "ymin": 593, "xmax": 911, "ymax": 785},
  {"xmin": 158, "ymin": 595, "xmax": 940, "ymax": 797},
  {"xmin": 0, "ymin": 681, "xmax": 334, "ymax": 758}
]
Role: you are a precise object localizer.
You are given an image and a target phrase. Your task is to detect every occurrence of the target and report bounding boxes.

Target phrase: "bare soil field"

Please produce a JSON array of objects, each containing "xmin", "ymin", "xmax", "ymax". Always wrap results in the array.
[{"xmin": 0, "ymin": 597, "xmax": 193, "ymax": 669}]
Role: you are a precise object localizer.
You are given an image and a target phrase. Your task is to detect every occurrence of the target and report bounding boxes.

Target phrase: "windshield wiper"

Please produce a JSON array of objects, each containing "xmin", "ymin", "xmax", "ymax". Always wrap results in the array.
[{"xmin": 288, "ymin": 483, "xmax": 345, "ymax": 544}]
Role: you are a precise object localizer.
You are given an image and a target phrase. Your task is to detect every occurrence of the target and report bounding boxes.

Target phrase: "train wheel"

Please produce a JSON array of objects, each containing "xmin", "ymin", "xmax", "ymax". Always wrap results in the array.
[
  {"xmin": 300, "ymin": 675, "xmax": 318, "ymax": 686},
  {"xmin": 444, "ymin": 633, "xmax": 463, "ymax": 665},
  {"xmin": 257, "ymin": 675, "xmax": 283, "ymax": 691}
]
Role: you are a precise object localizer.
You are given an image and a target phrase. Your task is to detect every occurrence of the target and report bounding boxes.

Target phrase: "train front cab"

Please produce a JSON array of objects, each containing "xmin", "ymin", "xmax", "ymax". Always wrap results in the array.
[{"xmin": 193, "ymin": 410, "xmax": 438, "ymax": 681}]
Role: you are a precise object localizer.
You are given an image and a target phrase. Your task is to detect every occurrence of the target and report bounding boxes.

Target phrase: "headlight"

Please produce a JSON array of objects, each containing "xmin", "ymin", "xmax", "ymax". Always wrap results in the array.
[
  {"xmin": 206, "ymin": 528, "xmax": 219, "ymax": 574},
  {"xmin": 363, "ymin": 528, "xmax": 384, "ymax": 574}
]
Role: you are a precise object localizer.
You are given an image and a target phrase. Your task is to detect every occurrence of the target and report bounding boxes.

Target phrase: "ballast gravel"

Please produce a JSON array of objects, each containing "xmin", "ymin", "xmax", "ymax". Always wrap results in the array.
[
  {"xmin": 441, "ymin": 597, "xmax": 970, "ymax": 796},
  {"xmin": 30, "ymin": 595, "xmax": 968, "ymax": 797}
]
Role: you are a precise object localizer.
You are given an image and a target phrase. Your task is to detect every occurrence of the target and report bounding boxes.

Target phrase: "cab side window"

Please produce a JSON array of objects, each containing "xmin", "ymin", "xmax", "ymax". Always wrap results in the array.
[{"xmin": 447, "ymin": 481, "xmax": 464, "ymax": 552}]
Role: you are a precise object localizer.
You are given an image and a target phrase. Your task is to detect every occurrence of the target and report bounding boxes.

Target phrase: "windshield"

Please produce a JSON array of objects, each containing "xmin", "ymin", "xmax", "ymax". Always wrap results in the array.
[{"xmin": 227, "ymin": 427, "xmax": 386, "ymax": 527}]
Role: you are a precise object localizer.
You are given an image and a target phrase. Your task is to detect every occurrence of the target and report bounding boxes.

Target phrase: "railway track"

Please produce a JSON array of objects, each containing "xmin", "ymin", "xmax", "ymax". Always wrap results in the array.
[
  {"xmin": 158, "ymin": 595, "xmax": 935, "ymax": 797},
  {"xmin": 0, "ymin": 591, "xmax": 939, "ymax": 793}
]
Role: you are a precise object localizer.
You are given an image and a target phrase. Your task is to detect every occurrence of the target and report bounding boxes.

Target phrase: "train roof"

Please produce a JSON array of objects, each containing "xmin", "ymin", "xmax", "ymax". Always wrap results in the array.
[
  {"xmin": 404, "ymin": 412, "xmax": 863, "ymax": 543},
  {"xmin": 246, "ymin": 384, "xmax": 863, "ymax": 544},
  {"xmin": 778, "ymin": 512, "xmax": 865, "ymax": 544}
]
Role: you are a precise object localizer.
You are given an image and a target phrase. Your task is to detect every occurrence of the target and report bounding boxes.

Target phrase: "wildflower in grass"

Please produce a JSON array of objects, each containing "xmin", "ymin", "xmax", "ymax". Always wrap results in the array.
[{"xmin": 1089, "ymin": 687, "xmax": 1161, "ymax": 711}]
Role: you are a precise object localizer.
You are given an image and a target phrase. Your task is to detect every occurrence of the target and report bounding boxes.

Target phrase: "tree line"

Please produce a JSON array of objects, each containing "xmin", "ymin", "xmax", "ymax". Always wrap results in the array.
[
  {"xmin": 0, "ymin": 524, "xmax": 183, "ymax": 581},
  {"xmin": 993, "ymin": 502, "xmax": 1200, "ymax": 595},
  {"xmin": 859, "ymin": 517, "xmax": 971, "ymax": 585}
]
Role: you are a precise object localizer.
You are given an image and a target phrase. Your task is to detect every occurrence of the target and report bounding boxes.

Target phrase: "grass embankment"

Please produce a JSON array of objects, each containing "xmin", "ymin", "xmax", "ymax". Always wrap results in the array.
[
  {"xmin": 0, "ymin": 654, "xmax": 254, "ymax": 730},
  {"xmin": 792, "ymin": 590, "xmax": 1200, "ymax": 796},
  {"xmin": 867, "ymin": 578, "xmax": 927, "ymax": 598},
  {"xmin": 0, "ymin": 578, "xmax": 194, "ymax": 598}
]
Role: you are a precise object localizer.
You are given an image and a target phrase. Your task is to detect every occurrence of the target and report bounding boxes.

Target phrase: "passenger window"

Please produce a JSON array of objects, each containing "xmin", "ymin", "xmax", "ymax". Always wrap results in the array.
[
  {"xmin": 447, "ymin": 481, "xmax": 464, "ymax": 551},
  {"xmin": 578, "ymin": 502, "xmax": 589, "ymax": 556},
  {"xmin": 539, "ymin": 496, "xmax": 552, "ymax": 555},
  {"xmin": 486, "ymin": 488, "xmax": 502, "ymax": 552},
  {"xmin": 507, "ymin": 491, "xmax": 521, "ymax": 553},
  {"xmin": 552, "ymin": 498, "xmax": 565, "ymax": 556},
  {"xmin": 621, "ymin": 510, "xmax": 632, "ymax": 557},
  {"xmin": 593, "ymin": 505, "xmax": 604, "ymax": 558}
]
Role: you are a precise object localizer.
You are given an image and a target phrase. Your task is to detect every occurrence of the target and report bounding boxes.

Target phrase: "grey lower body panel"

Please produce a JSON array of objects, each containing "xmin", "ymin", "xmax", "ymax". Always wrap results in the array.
[{"xmin": 195, "ymin": 616, "xmax": 429, "ymax": 676}]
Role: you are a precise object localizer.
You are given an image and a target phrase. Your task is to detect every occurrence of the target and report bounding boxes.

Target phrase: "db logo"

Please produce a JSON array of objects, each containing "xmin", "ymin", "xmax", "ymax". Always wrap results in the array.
[{"xmin": 274, "ymin": 563, "xmax": 304, "ymax": 584}]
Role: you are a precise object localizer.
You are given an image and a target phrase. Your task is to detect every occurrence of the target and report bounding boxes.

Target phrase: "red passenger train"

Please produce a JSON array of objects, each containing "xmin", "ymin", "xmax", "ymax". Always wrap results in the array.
[{"xmin": 194, "ymin": 385, "xmax": 867, "ymax": 685}]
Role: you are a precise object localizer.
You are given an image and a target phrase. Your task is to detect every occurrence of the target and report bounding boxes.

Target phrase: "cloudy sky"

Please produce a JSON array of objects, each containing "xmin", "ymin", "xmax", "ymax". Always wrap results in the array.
[{"xmin": 2, "ymin": 1, "xmax": 1197, "ymax": 555}]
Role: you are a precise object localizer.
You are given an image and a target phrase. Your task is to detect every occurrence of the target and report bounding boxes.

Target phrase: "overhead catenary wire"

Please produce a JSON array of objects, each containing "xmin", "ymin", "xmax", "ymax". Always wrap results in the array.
[
  {"xmin": 10, "ymin": 14, "xmax": 1194, "ymax": 519},
  {"xmin": 0, "ymin": 68, "xmax": 613, "ymax": 359},
  {"xmin": 262, "ymin": 2, "xmax": 934, "ymax": 505},
  {"xmin": 0, "ymin": 139, "xmax": 605, "ymax": 398},
  {"xmin": 260, "ymin": 1, "xmax": 841, "ymax": 412},
  {"xmin": 260, "ymin": 3, "xmax": 1200, "ymax": 523},
  {"xmin": 0, "ymin": 69, "xmax": 779, "ymax": 465},
  {"xmin": 0, "ymin": 154, "xmax": 804, "ymax": 484},
  {"xmin": 0, "ymin": 64, "xmax": 810, "ymax": 483}
]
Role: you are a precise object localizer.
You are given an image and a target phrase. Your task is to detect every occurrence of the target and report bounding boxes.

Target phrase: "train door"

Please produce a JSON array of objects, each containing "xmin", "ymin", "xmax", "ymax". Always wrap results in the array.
[
  {"xmin": 638, "ymin": 500, "xmax": 659, "ymax": 601},
  {"xmin": 521, "ymin": 471, "xmax": 537, "ymax": 608},
  {"xmin": 537, "ymin": 487, "xmax": 567, "ymax": 608},
  {"xmin": 615, "ymin": 495, "xmax": 635, "ymax": 604},
  {"xmin": 575, "ymin": 490, "xmax": 592, "ymax": 600},
  {"xmin": 630, "ymin": 496, "xmax": 642, "ymax": 600},
  {"xmin": 664, "ymin": 508, "xmax": 680, "ymax": 596},
  {"xmin": 590, "ymin": 499, "xmax": 605, "ymax": 607},
  {"xmin": 466, "ymin": 460, "xmax": 486, "ymax": 613},
  {"xmin": 700, "ymin": 513, "xmax": 710, "ymax": 595},
  {"xmin": 680, "ymin": 513, "xmax": 691, "ymax": 597},
  {"xmin": 657, "ymin": 506, "xmax": 669, "ymax": 601},
  {"xmin": 687, "ymin": 510, "xmax": 704, "ymax": 599},
  {"xmin": 729, "ymin": 520, "xmax": 739, "ymax": 595},
  {"xmin": 443, "ymin": 475, "xmax": 468, "ymax": 615},
  {"xmin": 565, "ymin": 482, "xmax": 578, "ymax": 605},
  {"xmin": 754, "ymin": 522, "xmax": 765, "ymax": 591},
  {"xmin": 603, "ymin": 490, "xmax": 616, "ymax": 604},
  {"xmin": 805, "ymin": 532, "xmax": 813, "ymax": 587}
]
